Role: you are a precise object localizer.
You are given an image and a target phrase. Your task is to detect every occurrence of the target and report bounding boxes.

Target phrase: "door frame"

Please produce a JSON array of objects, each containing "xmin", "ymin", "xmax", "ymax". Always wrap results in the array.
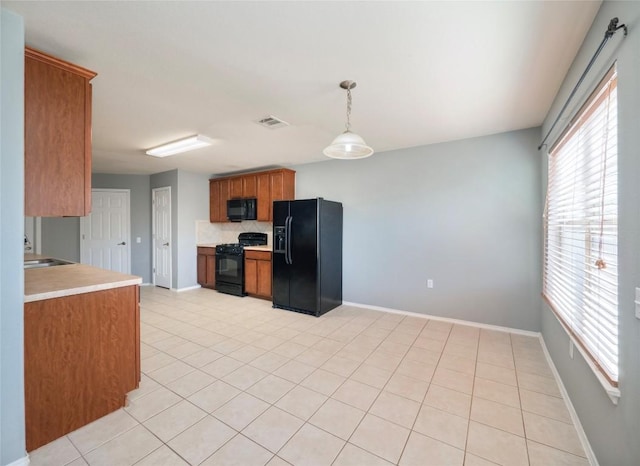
[
  {"xmin": 152, "ymin": 186, "xmax": 172, "ymax": 288},
  {"xmin": 24, "ymin": 216, "xmax": 42, "ymax": 254},
  {"xmin": 79, "ymin": 189, "xmax": 132, "ymax": 273}
]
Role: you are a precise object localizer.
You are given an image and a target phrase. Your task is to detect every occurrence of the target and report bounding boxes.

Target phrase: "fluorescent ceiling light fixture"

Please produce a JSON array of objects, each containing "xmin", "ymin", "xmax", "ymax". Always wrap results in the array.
[
  {"xmin": 146, "ymin": 134, "xmax": 213, "ymax": 157},
  {"xmin": 324, "ymin": 80, "xmax": 373, "ymax": 160}
]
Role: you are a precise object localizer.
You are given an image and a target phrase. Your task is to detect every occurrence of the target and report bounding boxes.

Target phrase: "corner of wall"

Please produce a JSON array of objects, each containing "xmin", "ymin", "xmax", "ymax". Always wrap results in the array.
[{"xmin": 0, "ymin": 6, "xmax": 27, "ymax": 465}]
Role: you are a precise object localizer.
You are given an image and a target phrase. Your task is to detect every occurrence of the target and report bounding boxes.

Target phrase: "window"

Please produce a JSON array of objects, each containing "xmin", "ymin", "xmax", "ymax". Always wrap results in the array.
[{"xmin": 543, "ymin": 65, "xmax": 618, "ymax": 386}]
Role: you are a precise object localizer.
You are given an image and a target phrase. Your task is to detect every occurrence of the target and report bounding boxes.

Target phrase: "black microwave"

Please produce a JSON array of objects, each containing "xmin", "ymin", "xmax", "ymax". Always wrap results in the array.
[{"xmin": 227, "ymin": 198, "xmax": 257, "ymax": 222}]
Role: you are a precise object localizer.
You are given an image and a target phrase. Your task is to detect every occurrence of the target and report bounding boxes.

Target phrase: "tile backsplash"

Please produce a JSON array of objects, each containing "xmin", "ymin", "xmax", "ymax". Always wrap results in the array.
[{"xmin": 197, "ymin": 220, "xmax": 272, "ymax": 245}]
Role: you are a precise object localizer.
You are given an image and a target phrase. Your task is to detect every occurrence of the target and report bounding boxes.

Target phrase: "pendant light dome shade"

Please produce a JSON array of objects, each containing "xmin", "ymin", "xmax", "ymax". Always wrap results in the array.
[
  {"xmin": 323, "ymin": 131, "xmax": 374, "ymax": 159},
  {"xmin": 324, "ymin": 80, "xmax": 374, "ymax": 159}
]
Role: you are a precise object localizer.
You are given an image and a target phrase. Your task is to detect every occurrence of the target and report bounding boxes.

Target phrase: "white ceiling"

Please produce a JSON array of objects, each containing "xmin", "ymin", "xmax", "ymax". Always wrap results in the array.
[{"xmin": 5, "ymin": 1, "xmax": 601, "ymax": 176}]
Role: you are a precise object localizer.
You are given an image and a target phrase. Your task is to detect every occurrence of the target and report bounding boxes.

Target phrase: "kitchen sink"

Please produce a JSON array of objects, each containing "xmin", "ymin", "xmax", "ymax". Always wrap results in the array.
[{"xmin": 24, "ymin": 258, "xmax": 74, "ymax": 269}]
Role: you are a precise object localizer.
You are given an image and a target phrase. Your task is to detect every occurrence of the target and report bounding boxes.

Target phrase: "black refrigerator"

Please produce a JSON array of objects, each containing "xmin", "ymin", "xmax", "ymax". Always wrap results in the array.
[{"xmin": 272, "ymin": 198, "xmax": 343, "ymax": 317}]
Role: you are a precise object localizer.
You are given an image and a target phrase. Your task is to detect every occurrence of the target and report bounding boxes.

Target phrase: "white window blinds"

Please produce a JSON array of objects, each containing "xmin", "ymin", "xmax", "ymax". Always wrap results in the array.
[{"xmin": 543, "ymin": 66, "xmax": 618, "ymax": 385}]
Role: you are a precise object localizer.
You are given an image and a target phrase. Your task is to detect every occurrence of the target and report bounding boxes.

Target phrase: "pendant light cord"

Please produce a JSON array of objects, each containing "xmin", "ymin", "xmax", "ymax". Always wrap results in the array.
[{"xmin": 345, "ymin": 87, "xmax": 352, "ymax": 132}]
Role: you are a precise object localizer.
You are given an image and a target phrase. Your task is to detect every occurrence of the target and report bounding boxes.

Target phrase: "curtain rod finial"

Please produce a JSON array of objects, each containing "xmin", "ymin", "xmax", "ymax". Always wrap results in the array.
[{"xmin": 606, "ymin": 17, "xmax": 627, "ymax": 38}]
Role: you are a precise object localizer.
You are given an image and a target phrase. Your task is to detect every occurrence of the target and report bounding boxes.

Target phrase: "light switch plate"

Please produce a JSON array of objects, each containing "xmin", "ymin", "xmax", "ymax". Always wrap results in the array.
[{"xmin": 635, "ymin": 288, "xmax": 640, "ymax": 319}]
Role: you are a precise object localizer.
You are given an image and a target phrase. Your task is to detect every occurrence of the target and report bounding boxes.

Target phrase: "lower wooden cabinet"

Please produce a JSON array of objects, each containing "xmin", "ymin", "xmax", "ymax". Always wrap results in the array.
[
  {"xmin": 24, "ymin": 285, "xmax": 140, "ymax": 452},
  {"xmin": 197, "ymin": 247, "xmax": 216, "ymax": 289},
  {"xmin": 245, "ymin": 250, "xmax": 272, "ymax": 299}
]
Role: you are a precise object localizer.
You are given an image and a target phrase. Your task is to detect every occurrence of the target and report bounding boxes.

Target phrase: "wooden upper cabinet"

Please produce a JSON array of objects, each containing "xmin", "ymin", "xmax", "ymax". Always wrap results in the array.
[
  {"xmin": 270, "ymin": 169, "xmax": 295, "ymax": 203},
  {"xmin": 256, "ymin": 173, "xmax": 271, "ymax": 222},
  {"xmin": 229, "ymin": 177, "xmax": 243, "ymax": 199},
  {"xmin": 218, "ymin": 179, "xmax": 230, "ymax": 222},
  {"xmin": 243, "ymin": 174, "xmax": 257, "ymax": 198},
  {"xmin": 264, "ymin": 168, "xmax": 295, "ymax": 221},
  {"xmin": 24, "ymin": 47, "xmax": 97, "ymax": 217},
  {"xmin": 209, "ymin": 168, "xmax": 295, "ymax": 223},
  {"xmin": 209, "ymin": 178, "xmax": 230, "ymax": 222},
  {"xmin": 209, "ymin": 179, "xmax": 221, "ymax": 222}
]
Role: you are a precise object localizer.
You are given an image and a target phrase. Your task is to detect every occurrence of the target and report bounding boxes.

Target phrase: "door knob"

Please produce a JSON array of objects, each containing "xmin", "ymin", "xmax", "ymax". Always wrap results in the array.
[
  {"xmin": 117, "ymin": 241, "xmax": 126, "ymax": 245},
  {"xmin": 163, "ymin": 242, "xmax": 169, "ymax": 246}
]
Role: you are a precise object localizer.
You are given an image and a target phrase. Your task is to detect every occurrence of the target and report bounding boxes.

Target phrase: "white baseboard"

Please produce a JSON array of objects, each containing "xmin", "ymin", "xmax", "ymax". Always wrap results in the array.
[
  {"xmin": 140, "ymin": 282, "xmax": 153, "ymax": 287},
  {"xmin": 538, "ymin": 337, "xmax": 598, "ymax": 466},
  {"xmin": 6, "ymin": 454, "xmax": 29, "ymax": 466},
  {"xmin": 342, "ymin": 301, "xmax": 540, "ymax": 337},
  {"xmin": 173, "ymin": 285, "xmax": 201, "ymax": 293}
]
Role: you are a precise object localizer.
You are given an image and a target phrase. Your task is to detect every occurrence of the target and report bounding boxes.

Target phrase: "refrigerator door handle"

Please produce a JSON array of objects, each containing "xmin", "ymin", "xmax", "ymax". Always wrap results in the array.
[
  {"xmin": 286, "ymin": 215, "xmax": 293, "ymax": 265},
  {"xmin": 283, "ymin": 216, "xmax": 288, "ymax": 264}
]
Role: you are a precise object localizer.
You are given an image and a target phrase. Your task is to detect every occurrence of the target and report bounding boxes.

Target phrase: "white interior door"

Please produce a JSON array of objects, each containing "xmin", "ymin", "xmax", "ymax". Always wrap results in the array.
[
  {"xmin": 152, "ymin": 187, "xmax": 172, "ymax": 289},
  {"xmin": 80, "ymin": 189, "xmax": 131, "ymax": 273}
]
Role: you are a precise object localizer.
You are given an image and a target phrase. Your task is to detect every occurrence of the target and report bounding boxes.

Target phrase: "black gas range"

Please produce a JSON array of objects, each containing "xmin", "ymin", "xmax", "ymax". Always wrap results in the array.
[{"xmin": 215, "ymin": 232, "xmax": 267, "ymax": 296}]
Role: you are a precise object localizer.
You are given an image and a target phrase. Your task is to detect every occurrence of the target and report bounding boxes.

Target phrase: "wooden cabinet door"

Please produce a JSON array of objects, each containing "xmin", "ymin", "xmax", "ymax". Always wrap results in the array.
[
  {"xmin": 266, "ymin": 170, "xmax": 295, "ymax": 222},
  {"xmin": 245, "ymin": 251, "xmax": 271, "ymax": 299},
  {"xmin": 270, "ymin": 171, "xmax": 285, "ymax": 202},
  {"xmin": 206, "ymin": 255, "xmax": 216, "ymax": 287},
  {"xmin": 25, "ymin": 48, "xmax": 96, "ymax": 217},
  {"xmin": 245, "ymin": 258, "xmax": 257, "ymax": 295},
  {"xmin": 210, "ymin": 179, "xmax": 231, "ymax": 222},
  {"xmin": 219, "ymin": 179, "xmax": 230, "ymax": 221},
  {"xmin": 256, "ymin": 259, "xmax": 272, "ymax": 298},
  {"xmin": 24, "ymin": 286, "xmax": 139, "ymax": 451},
  {"xmin": 209, "ymin": 180, "xmax": 221, "ymax": 222},
  {"xmin": 243, "ymin": 175, "xmax": 257, "ymax": 198},
  {"xmin": 230, "ymin": 177, "xmax": 243, "ymax": 199},
  {"xmin": 197, "ymin": 248, "xmax": 216, "ymax": 288},
  {"xmin": 218, "ymin": 179, "xmax": 230, "ymax": 222},
  {"xmin": 269, "ymin": 169, "xmax": 295, "ymax": 217},
  {"xmin": 197, "ymin": 253, "xmax": 206, "ymax": 285},
  {"xmin": 257, "ymin": 173, "xmax": 271, "ymax": 221}
]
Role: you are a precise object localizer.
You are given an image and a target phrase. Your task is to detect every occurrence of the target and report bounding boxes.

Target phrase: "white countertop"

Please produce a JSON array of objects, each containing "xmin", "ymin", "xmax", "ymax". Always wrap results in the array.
[{"xmin": 25, "ymin": 254, "xmax": 142, "ymax": 303}]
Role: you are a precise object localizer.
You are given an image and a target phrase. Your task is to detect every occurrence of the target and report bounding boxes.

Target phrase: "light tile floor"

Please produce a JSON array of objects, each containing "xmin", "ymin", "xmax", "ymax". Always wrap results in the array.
[{"xmin": 30, "ymin": 286, "xmax": 590, "ymax": 466}]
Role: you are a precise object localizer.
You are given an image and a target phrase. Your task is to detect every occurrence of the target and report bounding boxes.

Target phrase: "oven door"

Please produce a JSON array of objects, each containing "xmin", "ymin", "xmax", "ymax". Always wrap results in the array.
[{"xmin": 215, "ymin": 252, "xmax": 243, "ymax": 286}]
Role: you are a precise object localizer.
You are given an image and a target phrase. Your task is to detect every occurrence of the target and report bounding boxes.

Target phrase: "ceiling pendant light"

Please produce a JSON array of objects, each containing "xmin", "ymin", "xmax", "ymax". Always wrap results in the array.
[{"xmin": 323, "ymin": 80, "xmax": 374, "ymax": 159}]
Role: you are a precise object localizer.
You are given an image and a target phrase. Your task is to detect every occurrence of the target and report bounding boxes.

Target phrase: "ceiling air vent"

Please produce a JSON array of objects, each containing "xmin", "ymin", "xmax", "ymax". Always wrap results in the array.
[{"xmin": 255, "ymin": 115, "xmax": 289, "ymax": 129}]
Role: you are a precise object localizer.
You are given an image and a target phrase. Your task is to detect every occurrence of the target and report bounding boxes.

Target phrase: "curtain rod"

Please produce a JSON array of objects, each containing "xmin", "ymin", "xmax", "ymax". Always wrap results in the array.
[{"xmin": 538, "ymin": 17, "xmax": 627, "ymax": 151}]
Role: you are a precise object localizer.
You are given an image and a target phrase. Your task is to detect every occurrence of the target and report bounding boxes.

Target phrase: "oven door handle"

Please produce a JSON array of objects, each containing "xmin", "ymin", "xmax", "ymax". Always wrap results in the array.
[{"xmin": 285, "ymin": 215, "xmax": 293, "ymax": 265}]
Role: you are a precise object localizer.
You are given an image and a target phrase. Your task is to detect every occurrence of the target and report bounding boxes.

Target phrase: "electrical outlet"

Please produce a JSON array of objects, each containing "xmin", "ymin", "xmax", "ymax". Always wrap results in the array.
[
  {"xmin": 136, "ymin": 237, "xmax": 141, "ymax": 244},
  {"xmin": 427, "ymin": 279, "xmax": 434, "ymax": 289}
]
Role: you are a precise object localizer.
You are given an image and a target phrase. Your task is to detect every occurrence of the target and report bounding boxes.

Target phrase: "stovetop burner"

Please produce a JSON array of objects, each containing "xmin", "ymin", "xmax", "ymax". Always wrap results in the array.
[{"xmin": 215, "ymin": 233, "xmax": 267, "ymax": 256}]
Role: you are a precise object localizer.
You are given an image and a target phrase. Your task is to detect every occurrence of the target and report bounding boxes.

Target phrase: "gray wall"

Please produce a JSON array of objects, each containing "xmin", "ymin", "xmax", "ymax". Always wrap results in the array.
[
  {"xmin": 93, "ymin": 174, "xmax": 152, "ymax": 283},
  {"xmin": 177, "ymin": 170, "xmax": 210, "ymax": 289},
  {"xmin": 0, "ymin": 8, "xmax": 26, "ymax": 465},
  {"xmin": 540, "ymin": 2, "xmax": 640, "ymax": 464},
  {"xmin": 295, "ymin": 127, "xmax": 542, "ymax": 331},
  {"xmin": 41, "ymin": 217, "xmax": 80, "ymax": 262}
]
